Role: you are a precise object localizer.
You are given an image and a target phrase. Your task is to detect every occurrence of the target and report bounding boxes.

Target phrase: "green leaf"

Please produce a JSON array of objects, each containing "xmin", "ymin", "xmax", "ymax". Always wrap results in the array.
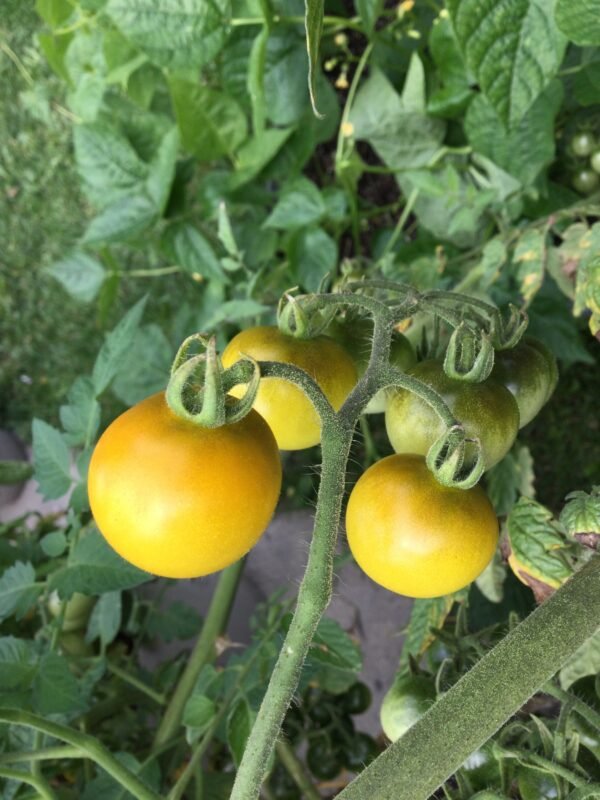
[
  {"xmin": 82, "ymin": 192, "xmax": 158, "ymax": 245},
  {"xmin": 0, "ymin": 563, "xmax": 41, "ymax": 623},
  {"xmin": 559, "ymin": 628, "xmax": 600, "ymax": 689},
  {"xmin": 203, "ymin": 299, "xmax": 269, "ymax": 329},
  {"xmin": 32, "ymin": 419, "xmax": 72, "ymax": 500},
  {"xmin": 0, "ymin": 461, "xmax": 33, "ymax": 485},
  {"xmin": 46, "ymin": 251, "xmax": 106, "ymax": 303},
  {"xmin": 106, "ymin": 0, "xmax": 231, "ymax": 70},
  {"xmin": 217, "ymin": 202, "xmax": 240, "ymax": 257},
  {"xmin": 355, "ymin": 0, "xmax": 383, "ymax": 32},
  {"xmin": 227, "ymin": 698, "xmax": 256, "ymax": 767},
  {"xmin": 34, "ymin": 652, "xmax": 85, "ymax": 714},
  {"xmin": 304, "ymin": 0, "xmax": 324, "ymax": 117},
  {"xmin": 289, "ymin": 226, "xmax": 337, "ymax": 292},
  {"xmin": 400, "ymin": 593, "xmax": 464, "ymax": 665},
  {"xmin": 112, "ymin": 324, "xmax": 172, "ymax": 407},
  {"xmin": 264, "ymin": 31, "xmax": 310, "ymax": 126},
  {"xmin": 464, "ymin": 81, "xmax": 563, "ymax": 187},
  {"xmin": 572, "ymin": 58, "xmax": 600, "ymax": 106},
  {"xmin": 36, "ymin": 0, "xmax": 73, "ymax": 27},
  {"xmin": 560, "ymin": 488, "xmax": 600, "ymax": 537},
  {"xmin": 448, "ymin": 0, "xmax": 566, "ymax": 127},
  {"xmin": 92, "ymin": 296, "xmax": 147, "ymax": 394},
  {"xmin": 37, "ymin": 31, "xmax": 73, "ymax": 84},
  {"xmin": 485, "ymin": 445, "xmax": 535, "ymax": 517},
  {"xmin": 86, "ymin": 591, "xmax": 122, "ymax": 647},
  {"xmin": 146, "ymin": 126, "xmax": 179, "ymax": 212},
  {"xmin": 555, "ymin": 0, "xmax": 600, "ymax": 45},
  {"xmin": 229, "ymin": 126, "xmax": 295, "ymax": 188},
  {"xmin": 507, "ymin": 498, "xmax": 573, "ymax": 590},
  {"xmin": 574, "ymin": 255, "xmax": 600, "ymax": 336},
  {"xmin": 74, "ymin": 122, "xmax": 148, "ymax": 209},
  {"xmin": 167, "ymin": 223, "xmax": 227, "ymax": 283},
  {"xmin": 514, "ymin": 229, "xmax": 547, "ymax": 304},
  {"xmin": 146, "ymin": 601, "xmax": 203, "ymax": 642},
  {"xmin": 49, "ymin": 529, "xmax": 151, "ymax": 597},
  {"xmin": 349, "ymin": 67, "xmax": 446, "ymax": 171},
  {"xmin": 40, "ymin": 531, "xmax": 68, "ymax": 558},
  {"xmin": 311, "ymin": 617, "xmax": 362, "ymax": 671},
  {"xmin": 475, "ymin": 552, "xmax": 506, "ymax": 604},
  {"xmin": 264, "ymin": 177, "xmax": 325, "ymax": 229},
  {"xmin": 183, "ymin": 694, "xmax": 216, "ymax": 734},
  {"xmin": 59, "ymin": 377, "xmax": 101, "ymax": 447},
  {"xmin": 0, "ymin": 637, "xmax": 37, "ymax": 692},
  {"xmin": 248, "ymin": 26, "xmax": 269, "ymax": 135},
  {"xmin": 170, "ymin": 78, "xmax": 247, "ymax": 162},
  {"xmin": 428, "ymin": 15, "xmax": 471, "ymax": 118}
]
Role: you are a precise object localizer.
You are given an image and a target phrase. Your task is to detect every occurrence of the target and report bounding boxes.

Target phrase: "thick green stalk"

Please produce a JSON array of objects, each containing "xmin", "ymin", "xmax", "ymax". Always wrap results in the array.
[
  {"xmin": 0, "ymin": 767, "xmax": 57, "ymax": 799},
  {"xmin": 0, "ymin": 746, "xmax": 81, "ymax": 764},
  {"xmin": 0, "ymin": 710, "xmax": 161, "ymax": 800},
  {"xmin": 545, "ymin": 683, "xmax": 600, "ymax": 731},
  {"xmin": 153, "ymin": 557, "xmax": 245, "ymax": 747},
  {"xmin": 337, "ymin": 556, "xmax": 600, "ymax": 800},
  {"xmin": 230, "ymin": 423, "xmax": 354, "ymax": 799}
]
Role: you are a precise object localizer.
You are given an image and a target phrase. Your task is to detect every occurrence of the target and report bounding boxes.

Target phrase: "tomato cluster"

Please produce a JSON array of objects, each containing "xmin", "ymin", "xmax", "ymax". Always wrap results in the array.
[
  {"xmin": 569, "ymin": 132, "xmax": 600, "ymax": 195},
  {"xmin": 88, "ymin": 313, "xmax": 557, "ymax": 598}
]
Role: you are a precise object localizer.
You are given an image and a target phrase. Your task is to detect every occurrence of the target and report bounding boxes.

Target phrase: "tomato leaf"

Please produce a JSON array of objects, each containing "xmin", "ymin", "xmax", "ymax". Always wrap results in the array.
[
  {"xmin": 560, "ymin": 487, "xmax": 600, "ymax": 538},
  {"xmin": 555, "ymin": 0, "xmax": 600, "ymax": 46},
  {"xmin": 33, "ymin": 652, "xmax": 86, "ymax": 715},
  {"xmin": 32, "ymin": 419, "xmax": 72, "ymax": 499},
  {"xmin": 85, "ymin": 591, "xmax": 122, "ymax": 647},
  {"xmin": 448, "ymin": 0, "xmax": 566, "ymax": 128},
  {"xmin": 507, "ymin": 498, "xmax": 573, "ymax": 591},
  {"xmin": 559, "ymin": 628, "xmax": 600, "ymax": 690},
  {"xmin": 46, "ymin": 251, "xmax": 106, "ymax": 304},
  {"xmin": 227, "ymin": 698, "xmax": 256, "ymax": 767},
  {"xmin": 92, "ymin": 296, "xmax": 147, "ymax": 395},
  {"xmin": 49, "ymin": 529, "xmax": 151, "ymax": 597},
  {"xmin": 0, "ymin": 563, "xmax": 41, "ymax": 623},
  {"xmin": 0, "ymin": 637, "xmax": 38, "ymax": 693}
]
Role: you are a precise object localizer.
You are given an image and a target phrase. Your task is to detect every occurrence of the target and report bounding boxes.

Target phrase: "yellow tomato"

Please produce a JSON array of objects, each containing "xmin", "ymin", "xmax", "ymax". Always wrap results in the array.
[
  {"xmin": 88, "ymin": 393, "xmax": 282, "ymax": 578},
  {"xmin": 345, "ymin": 454, "xmax": 498, "ymax": 598},
  {"xmin": 221, "ymin": 326, "xmax": 358, "ymax": 450}
]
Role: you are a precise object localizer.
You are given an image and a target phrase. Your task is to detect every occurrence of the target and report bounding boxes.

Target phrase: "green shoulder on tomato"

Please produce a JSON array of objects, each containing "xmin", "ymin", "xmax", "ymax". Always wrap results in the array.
[
  {"xmin": 380, "ymin": 673, "xmax": 436, "ymax": 741},
  {"xmin": 492, "ymin": 337, "xmax": 557, "ymax": 427},
  {"xmin": 385, "ymin": 360, "xmax": 519, "ymax": 469}
]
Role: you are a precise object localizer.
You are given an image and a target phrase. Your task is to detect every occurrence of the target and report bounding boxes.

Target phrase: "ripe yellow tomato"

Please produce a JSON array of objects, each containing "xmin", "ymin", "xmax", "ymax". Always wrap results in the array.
[
  {"xmin": 88, "ymin": 393, "xmax": 282, "ymax": 578},
  {"xmin": 221, "ymin": 326, "xmax": 358, "ymax": 450},
  {"xmin": 345, "ymin": 454, "xmax": 498, "ymax": 598}
]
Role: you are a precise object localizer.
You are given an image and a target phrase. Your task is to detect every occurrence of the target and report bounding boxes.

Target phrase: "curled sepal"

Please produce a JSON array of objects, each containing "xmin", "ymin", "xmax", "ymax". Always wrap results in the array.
[
  {"xmin": 491, "ymin": 304, "xmax": 528, "ymax": 350},
  {"xmin": 277, "ymin": 288, "xmax": 334, "ymax": 338},
  {"xmin": 166, "ymin": 336, "xmax": 260, "ymax": 429},
  {"xmin": 222, "ymin": 355, "xmax": 262, "ymax": 424},
  {"xmin": 426, "ymin": 425, "xmax": 485, "ymax": 489},
  {"xmin": 443, "ymin": 323, "xmax": 495, "ymax": 383}
]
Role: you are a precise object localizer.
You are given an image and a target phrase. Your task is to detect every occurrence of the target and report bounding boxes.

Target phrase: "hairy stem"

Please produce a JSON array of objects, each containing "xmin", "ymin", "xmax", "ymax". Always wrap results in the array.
[
  {"xmin": 230, "ymin": 423, "xmax": 354, "ymax": 799},
  {"xmin": 337, "ymin": 556, "xmax": 600, "ymax": 800},
  {"xmin": 154, "ymin": 557, "xmax": 245, "ymax": 747}
]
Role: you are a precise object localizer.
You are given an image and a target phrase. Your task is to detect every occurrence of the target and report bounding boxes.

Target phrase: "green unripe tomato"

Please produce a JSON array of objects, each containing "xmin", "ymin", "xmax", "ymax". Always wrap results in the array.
[
  {"xmin": 492, "ymin": 338, "xmax": 556, "ymax": 427},
  {"xmin": 572, "ymin": 132, "xmax": 596, "ymax": 157},
  {"xmin": 461, "ymin": 744, "xmax": 501, "ymax": 792},
  {"xmin": 385, "ymin": 360, "xmax": 520, "ymax": 469},
  {"xmin": 591, "ymin": 150, "xmax": 600, "ymax": 174},
  {"xmin": 340, "ymin": 681, "xmax": 372, "ymax": 715},
  {"xmin": 307, "ymin": 739, "xmax": 343, "ymax": 780},
  {"xmin": 380, "ymin": 674, "xmax": 436, "ymax": 741},
  {"xmin": 517, "ymin": 766, "xmax": 559, "ymax": 799},
  {"xmin": 343, "ymin": 732, "xmax": 378, "ymax": 771},
  {"xmin": 327, "ymin": 317, "xmax": 416, "ymax": 413},
  {"xmin": 48, "ymin": 591, "xmax": 95, "ymax": 633},
  {"xmin": 523, "ymin": 337, "xmax": 558, "ymax": 401},
  {"xmin": 572, "ymin": 168, "xmax": 599, "ymax": 195}
]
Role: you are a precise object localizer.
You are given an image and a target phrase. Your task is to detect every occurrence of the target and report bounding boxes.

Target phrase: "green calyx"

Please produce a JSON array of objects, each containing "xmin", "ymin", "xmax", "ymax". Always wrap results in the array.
[
  {"xmin": 426, "ymin": 424, "xmax": 485, "ymax": 489},
  {"xmin": 491, "ymin": 304, "xmax": 528, "ymax": 350},
  {"xmin": 444, "ymin": 323, "xmax": 495, "ymax": 383},
  {"xmin": 165, "ymin": 333, "xmax": 260, "ymax": 428}
]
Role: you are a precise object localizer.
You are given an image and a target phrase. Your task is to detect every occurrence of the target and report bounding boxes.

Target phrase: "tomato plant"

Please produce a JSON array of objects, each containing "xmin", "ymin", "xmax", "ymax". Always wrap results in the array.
[
  {"xmin": 385, "ymin": 360, "xmax": 520, "ymax": 470},
  {"xmin": 88, "ymin": 392, "xmax": 282, "ymax": 577},
  {"xmin": 492, "ymin": 337, "xmax": 558, "ymax": 427},
  {"xmin": 221, "ymin": 325, "xmax": 357, "ymax": 450},
  {"xmin": 345, "ymin": 453, "xmax": 499, "ymax": 597},
  {"xmin": 379, "ymin": 673, "xmax": 437, "ymax": 741}
]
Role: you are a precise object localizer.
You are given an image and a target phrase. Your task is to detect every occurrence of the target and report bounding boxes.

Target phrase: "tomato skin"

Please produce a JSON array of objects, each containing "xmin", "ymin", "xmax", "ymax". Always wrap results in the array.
[
  {"xmin": 88, "ymin": 393, "xmax": 282, "ymax": 578},
  {"xmin": 572, "ymin": 168, "xmax": 599, "ymax": 194},
  {"xmin": 380, "ymin": 674, "xmax": 436, "ymax": 741},
  {"xmin": 327, "ymin": 317, "xmax": 416, "ymax": 413},
  {"xmin": 491, "ymin": 338, "xmax": 555, "ymax": 427},
  {"xmin": 221, "ymin": 326, "xmax": 357, "ymax": 450},
  {"xmin": 340, "ymin": 681, "xmax": 372, "ymax": 715},
  {"xmin": 346, "ymin": 454, "xmax": 498, "ymax": 598},
  {"xmin": 385, "ymin": 360, "xmax": 519, "ymax": 470},
  {"xmin": 524, "ymin": 337, "xmax": 558, "ymax": 401},
  {"xmin": 572, "ymin": 132, "xmax": 596, "ymax": 157}
]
